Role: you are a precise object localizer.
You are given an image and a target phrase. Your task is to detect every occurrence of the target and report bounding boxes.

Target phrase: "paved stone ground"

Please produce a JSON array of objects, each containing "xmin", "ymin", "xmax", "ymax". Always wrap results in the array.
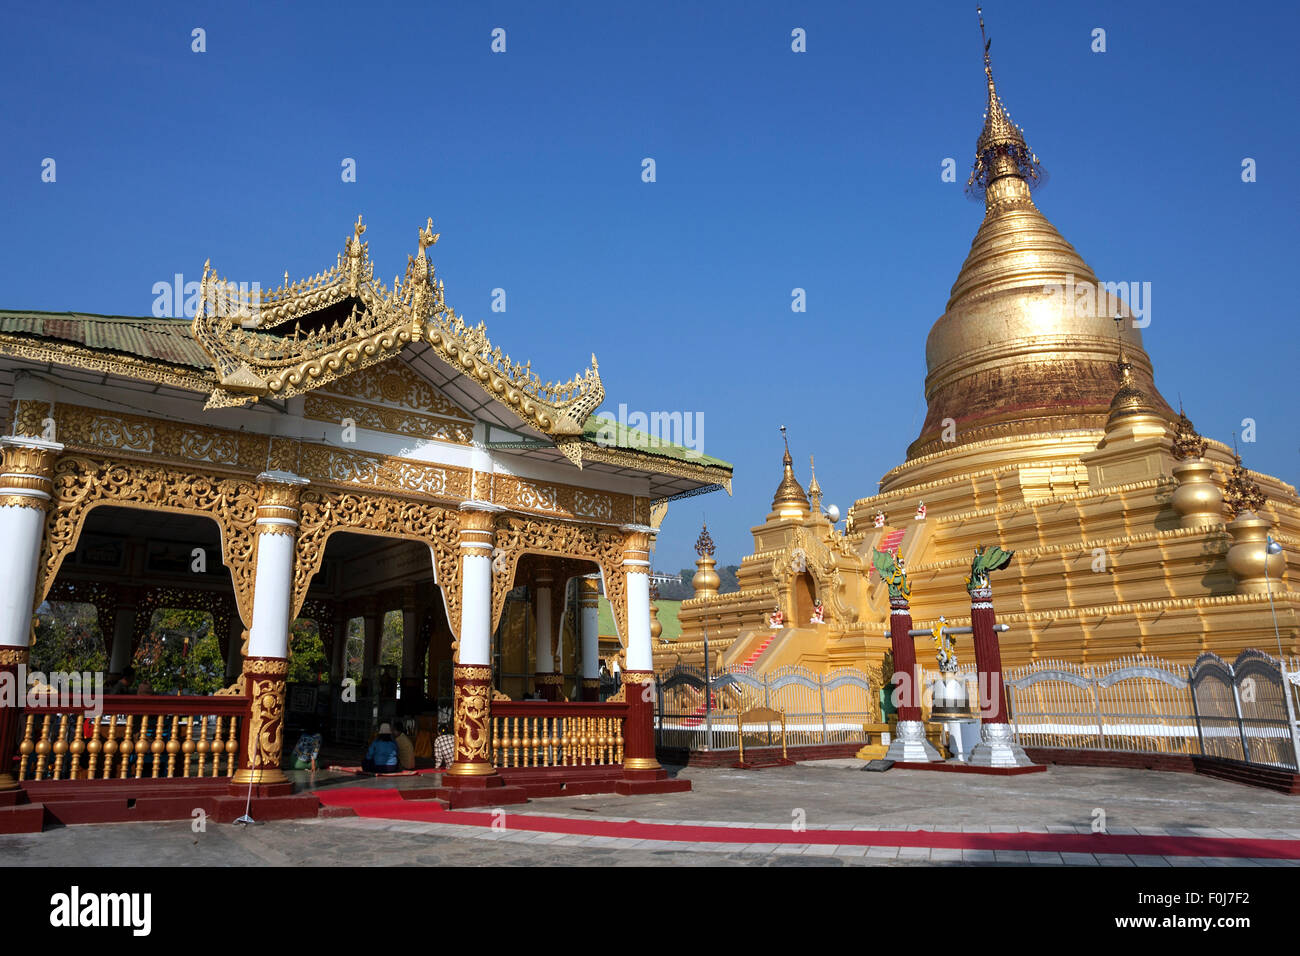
[{"xmin": 3, "ymin": 762, "xmax": 1299, "ymax": 866}]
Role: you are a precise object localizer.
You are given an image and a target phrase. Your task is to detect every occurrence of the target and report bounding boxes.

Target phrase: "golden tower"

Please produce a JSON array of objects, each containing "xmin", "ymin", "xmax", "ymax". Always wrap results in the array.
[{"xmin": 667, "ymin": 11, "xmax": 1298, "ymax": 677}]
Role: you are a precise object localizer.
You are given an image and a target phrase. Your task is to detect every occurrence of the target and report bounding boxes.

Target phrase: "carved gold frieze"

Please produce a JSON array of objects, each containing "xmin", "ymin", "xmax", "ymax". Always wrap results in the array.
[
  {"xmin": 315, "ymin": 362, "xmax": 471, "ymax": 421},
  {"xmin": 39, "ymin": 455, "xmax": 260, "ymax": 628},
  {"xmin": 291, "ymin": 489, "xmax": 461, "ymax": 639},
  {"xmin": 0, "ymin": 335, "xmax": 215, "ymax": 397},
  {"xmin": 489, "ymin": 516, "xmax": 628, "ymax": 646},
  {"xmin": 298, "ymin": 445, "xmax": 469, "ymax": 500},
  {"xmin": 303, "ymin": 393, "xmax": 473, "ymax": 446},
  {"xmin": 487, "ymin": 472, "xmax": 632, "ymax": 525}
]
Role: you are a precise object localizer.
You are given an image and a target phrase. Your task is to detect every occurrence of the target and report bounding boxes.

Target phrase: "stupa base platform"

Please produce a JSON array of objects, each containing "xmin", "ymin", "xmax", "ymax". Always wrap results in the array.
[{"xmin": 891, "ymin": 760, "xmax": 1047, "ymax": 775}]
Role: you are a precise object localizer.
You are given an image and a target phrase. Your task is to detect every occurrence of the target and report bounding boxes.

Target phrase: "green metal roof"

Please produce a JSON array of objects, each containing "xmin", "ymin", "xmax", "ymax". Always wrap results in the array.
[
  {"xmin": 581, "ymin": 415, "xmax": 732, "ymax": 471},
  {"xmin": 0, "ymin": 310, "xmax": 211, "ymax": 370}
]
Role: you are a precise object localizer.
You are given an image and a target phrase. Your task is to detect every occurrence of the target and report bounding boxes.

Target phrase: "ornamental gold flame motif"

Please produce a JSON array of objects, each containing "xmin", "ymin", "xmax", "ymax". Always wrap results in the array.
[{"xmin": 192, "ymin": 216, "xmax": 605, "ymax": 435}]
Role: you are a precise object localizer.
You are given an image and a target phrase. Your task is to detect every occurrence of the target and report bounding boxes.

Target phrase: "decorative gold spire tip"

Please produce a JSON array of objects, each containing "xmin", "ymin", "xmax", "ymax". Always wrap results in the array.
[
  {"xmin": 966, "ymin": 6, "xmax": 1044, "ymax": 198},
  {"xmin": 694, "ymin": 523, "xmax": 716, "ymax": 557},
  {"xmin": 1171, "ymin": 409, "xmax": 1207, "ymax": 461},
  {"xmin": 1225, "ymin": 454, "xmax": 1267, "ymax": 519}
]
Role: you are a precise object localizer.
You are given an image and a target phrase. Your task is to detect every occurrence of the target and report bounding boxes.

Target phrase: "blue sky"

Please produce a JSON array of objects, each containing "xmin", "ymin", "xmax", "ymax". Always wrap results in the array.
[{"xmin": 2, "ymin": 0, "xmax": 1297, "ymax": 575}]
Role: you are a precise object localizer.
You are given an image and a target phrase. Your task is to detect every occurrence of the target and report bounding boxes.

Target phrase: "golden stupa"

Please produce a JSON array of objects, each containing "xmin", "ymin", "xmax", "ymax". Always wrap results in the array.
[{"xmin": 663, "ymin": 17, "xmax": 1298, "ymax": 678}]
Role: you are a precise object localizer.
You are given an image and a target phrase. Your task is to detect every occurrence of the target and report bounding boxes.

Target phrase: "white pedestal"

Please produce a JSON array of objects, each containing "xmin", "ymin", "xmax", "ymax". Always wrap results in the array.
[{"xmin": 885, "ymin": 719, "xmax": 940, "ymax": 763}]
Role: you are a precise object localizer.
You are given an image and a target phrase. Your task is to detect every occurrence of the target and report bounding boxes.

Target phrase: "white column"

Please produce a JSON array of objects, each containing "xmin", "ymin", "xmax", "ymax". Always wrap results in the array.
[
  {"xmin": 622, "ymin": 527, "xmax": 654, "ymax": 672},
  {"xmin": 0, "ymin": 437, "xmax": 62, "ymax": 651},
  {"xmin": 457, "ymin": 504, "xmax": 501, "ymax": 667},
  {"xmin": 534, "ymin": 570, "xmax": 553, "ymax": 673},
  {"xmin": 246, "ymin": 471, "xmax": 308, "ymax": 659},
  {"xmin": 580, "ymin": 578, "xmax": 600, "ymax": 679}
]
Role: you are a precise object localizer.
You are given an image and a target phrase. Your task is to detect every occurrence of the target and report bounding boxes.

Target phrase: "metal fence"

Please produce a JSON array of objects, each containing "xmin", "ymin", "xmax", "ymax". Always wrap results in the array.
[
  {"xmin": 656, "ymin": 664, "xmax": 880, "ymax": 751},
  {"xmin": 1005, "ymin": 650, "xmax": 1300, "ymax": 770}
]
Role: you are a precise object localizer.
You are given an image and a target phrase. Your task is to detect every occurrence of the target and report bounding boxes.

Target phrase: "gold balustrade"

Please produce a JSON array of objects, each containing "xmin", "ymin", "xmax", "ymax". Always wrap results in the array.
[
  {"xmin": 490, "ymin": 706, "xmax": 627, "ymax": 769},
  {"xmin": 14, "ymin": 702, "xmax": 247, "ymax": 782}
]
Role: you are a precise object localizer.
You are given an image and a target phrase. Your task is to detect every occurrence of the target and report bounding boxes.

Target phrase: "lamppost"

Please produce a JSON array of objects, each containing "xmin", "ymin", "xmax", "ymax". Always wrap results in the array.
[{"xmin": 1265, "ymin": 534, "xmax": 1286, "ymax": 662}]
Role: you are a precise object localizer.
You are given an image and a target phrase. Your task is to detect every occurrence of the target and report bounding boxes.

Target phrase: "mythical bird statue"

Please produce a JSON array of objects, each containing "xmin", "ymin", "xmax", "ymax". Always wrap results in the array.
[
  {"xmin": 872, "ymin": 548, "xmax": 910, "ymax": 600},
  {"xmin": 966, "ymin": 545, "xmax": 1015, "ymax": 592}
]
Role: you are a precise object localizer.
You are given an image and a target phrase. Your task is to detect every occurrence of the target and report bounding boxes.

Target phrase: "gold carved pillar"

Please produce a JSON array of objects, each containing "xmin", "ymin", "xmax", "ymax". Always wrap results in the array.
[
  {"xmin": 233, "ymin": 471, "xmax": 307, "ymax": 789},
  {"xmin": 444, "ymin": 505, "xmax": 501, "ymax": 782},
  {"xmin": 0, "ymin": 436, "xmax": 62, "ymax": 790}
]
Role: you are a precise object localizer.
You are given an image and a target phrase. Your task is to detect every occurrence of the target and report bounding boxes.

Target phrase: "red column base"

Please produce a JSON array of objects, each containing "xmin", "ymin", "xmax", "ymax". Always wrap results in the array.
[
  {"xmin": 535, "ymin": 673, "xmax": 562, "ymax": 701},
  {"xmin": 616, "ymin": 767, "xmax": 691, "ymax": 796},
  {"xmin": 434, "ymin": 773, "xmax": 529, "ymax": 809},
  {"xmin": 226, "ymin": 780, "xmax": 295, "ymax": 798}
]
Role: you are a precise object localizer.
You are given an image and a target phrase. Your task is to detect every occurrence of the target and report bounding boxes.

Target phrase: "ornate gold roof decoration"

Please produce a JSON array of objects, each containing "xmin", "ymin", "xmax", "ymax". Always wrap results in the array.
[
  {"xmin": 191, "ymin": 216, "xmax": 604, "ymax": 433},
  {"xmin": 807, "ymin": 454, "xmax": 822, "ymax": 514},
  {"xmin": 694, "ymin": 523, "xmax": 716, "ymax": 557},
  {"xmin": 1224, "ymin": 453, "xmax": 1267, "ymax": 518},
  {"xmin": 771, "ymin": 425, "xmax": 809, "ymax": 515},
  {"xmin": 193, "ymin": 215, "xmax": 431, "ymax": 408},
  {"xmin": 966, "ymin": 7, "xmax": 1043, "ymax": 198},
  {"xmin": 1106, "ymin": 319, "xmax": 1162, "ymax": 427},
  {"xmin": 1171, "ymin": 406, "xmax": 1208, "ymax": 461}
]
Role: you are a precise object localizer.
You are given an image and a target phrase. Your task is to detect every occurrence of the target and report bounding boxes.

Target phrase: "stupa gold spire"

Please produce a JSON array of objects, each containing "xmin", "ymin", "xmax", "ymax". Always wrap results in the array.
[
  {"xmin": 807, "ymin": 454, "xmax": 823, "ymax": 513},
  {"xmin": 1171, "ymin": 404, "xmax": 1208, "ymax": 461},
  {"xmin": 1225, "ymin": 451, "xmax": 1267, "ymax": 519},
  {"xmin": 771, "ymin": 425, "xmax": 809, "ymax": 517},
  {"xmin": 898, "ymin": 9, "xmax": 1171, "ymax": 466},
  {"xmin": 967, "ymin": 6, "xmax": 1042, "ymax": 199},
  {"xmin": 1105, "ymin": 317, "xmax": 1162, "ymax": 427}
]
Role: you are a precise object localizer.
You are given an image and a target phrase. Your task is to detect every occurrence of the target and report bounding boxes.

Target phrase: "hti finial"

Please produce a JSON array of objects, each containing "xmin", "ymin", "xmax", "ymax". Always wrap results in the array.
[
  {"xmin": 978, "ymin": 6, "xmax": 991, "ymax": 75},
  {"xmin": 780, "ymin": 425, "xmax": 792, "ymax": 465}
]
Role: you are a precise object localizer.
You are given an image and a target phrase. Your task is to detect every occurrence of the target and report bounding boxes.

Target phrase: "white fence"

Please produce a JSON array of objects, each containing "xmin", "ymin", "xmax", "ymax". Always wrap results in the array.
[
  {"xmin": 656, "ymin": 664, "xmax": 880, "ymax": 751},
  {"xmin": 1005, "ymin": 650, "xmax": 1300, "ymax": 770}
]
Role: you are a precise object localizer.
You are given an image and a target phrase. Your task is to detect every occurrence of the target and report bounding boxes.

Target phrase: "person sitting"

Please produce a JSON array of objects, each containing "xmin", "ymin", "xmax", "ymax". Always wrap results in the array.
[
  {"xmin": 433, "ymin": 724, "xmax": 455, "ymax": 770},
  {"xmin": 362, "ymin": 723, "xmax": 400, "ymax": 774},
  {"xmin": 393, "ymin": 718, "xmax": 415, "ymax": 771},
  {"xmin": 290, "ymin": 719, "xmax": 323, "ymax": 772},
  {"xmin": 108, "ymin": 666, "xmax": 135, "ymax": 695}
]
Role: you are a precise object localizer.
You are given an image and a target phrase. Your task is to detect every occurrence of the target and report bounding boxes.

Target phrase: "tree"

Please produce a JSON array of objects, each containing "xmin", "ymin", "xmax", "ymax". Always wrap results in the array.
[
  {"xmin": 288, "ymin": 618, "xmax": 327, "ymax": 684},
  {"xmin": 31, "ymin": 602, "xmax": 108, "ymax": 676}
]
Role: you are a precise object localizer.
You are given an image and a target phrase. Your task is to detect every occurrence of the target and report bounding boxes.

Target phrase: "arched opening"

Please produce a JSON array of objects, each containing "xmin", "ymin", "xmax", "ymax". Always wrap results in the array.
[
  {"xmin": 42, "ymin": 505, "xmax": 238, "ymax": 694},
  {"xmin": 493, "ymin": 553, "xmax": 601, "ymax": 701},
  {"xmin": 298, "ymin": 531, "xmax": 448, "ymax": 750}
]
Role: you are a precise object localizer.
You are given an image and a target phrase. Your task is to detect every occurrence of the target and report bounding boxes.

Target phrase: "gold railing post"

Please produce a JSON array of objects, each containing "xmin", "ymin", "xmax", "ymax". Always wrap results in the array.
[
  {"xmin": 52, "ymin": 716, "xmax": 69, "ymax": 780},
  {"xmin": 166, "ymin": 715, "xmax": 181, "ymax": 777},
  {"xmin": 210, "ymin": 717, "xmax": 225, "ymax": 778},
  {"xmin": 34, "ymin": 714, "xmax": 52, "ymax": 779},
  {"xmin": 226, "ymin": 717, "xmax": 239, "ymax": 776},
  {"xmin": 86, "ymin": 717, "xmax": 103, "ymax": 780},
  {"xmin": 118, "ymin": 715, "xmax": 135, "ymax": 779}
]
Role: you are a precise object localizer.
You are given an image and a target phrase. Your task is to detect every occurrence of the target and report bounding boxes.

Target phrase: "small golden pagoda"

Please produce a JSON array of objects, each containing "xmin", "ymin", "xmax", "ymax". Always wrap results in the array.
[{"xmin": 666, "ymin": 14, "xmax": 1298, "ymax": 675}]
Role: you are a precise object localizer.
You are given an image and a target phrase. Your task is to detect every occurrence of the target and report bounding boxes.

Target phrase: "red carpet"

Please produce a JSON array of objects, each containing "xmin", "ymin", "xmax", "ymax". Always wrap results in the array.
[{"xmin": 312, "ymin": 787, "xmax": 1300, "ymax": 859}]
